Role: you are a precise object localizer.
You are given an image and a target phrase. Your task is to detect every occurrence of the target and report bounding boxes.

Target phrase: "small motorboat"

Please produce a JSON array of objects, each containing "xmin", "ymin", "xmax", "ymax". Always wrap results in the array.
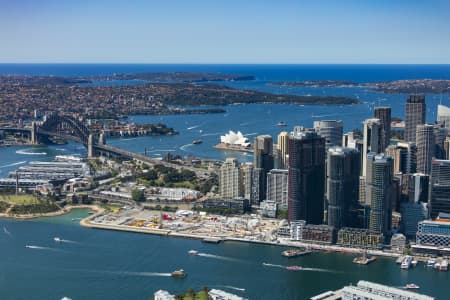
[
  {"xmin": 54, "ymin": 237, "xmax": 62, "ymax": 242},
  {"xmin": 405, "ymin": 283, "xmax": 420, "ymax": 289},
  {"xmin": 192, "ymin": 140, "xmax": 203, "ymax": 145},
  {"xmin": 277, "ymin": 121, "xmax": 287, "ymax": 127},
  {"xmin": 171, "ymin": 269, "xmax": 186, "ymax": 278},
  {"xmin": 188, "ymin": 250, "xmax": 199, "ymax": 256}
]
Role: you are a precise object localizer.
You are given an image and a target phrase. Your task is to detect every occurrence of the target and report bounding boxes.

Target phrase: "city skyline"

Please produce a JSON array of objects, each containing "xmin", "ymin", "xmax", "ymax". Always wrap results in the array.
[{"xmin": 1, "ymin": 0, "xmax": 450, "ymax": 64}]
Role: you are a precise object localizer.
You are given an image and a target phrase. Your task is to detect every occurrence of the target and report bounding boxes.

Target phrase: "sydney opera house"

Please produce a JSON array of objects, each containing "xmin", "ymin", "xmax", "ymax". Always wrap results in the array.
[
  {"xmin": 220, "ymin": 131, "xmax": 251, "ymax": 147},
  {"xmin": 214, "ymin": 130, "xmax": 253, "ymax": 152}
]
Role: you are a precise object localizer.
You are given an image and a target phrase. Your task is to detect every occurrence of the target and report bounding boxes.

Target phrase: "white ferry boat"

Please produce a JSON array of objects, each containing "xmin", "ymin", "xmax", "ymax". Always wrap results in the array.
[
  {"xmin": 427, "ymin": 259, "xmax": 436, "ymax": 267},
  {"xmin": 401, "ymin": 255, "xmax": 413, "ymax": 269},
  {"xmin": 440, "ymin": 259, "xmax": 448, "ymax": 271}
]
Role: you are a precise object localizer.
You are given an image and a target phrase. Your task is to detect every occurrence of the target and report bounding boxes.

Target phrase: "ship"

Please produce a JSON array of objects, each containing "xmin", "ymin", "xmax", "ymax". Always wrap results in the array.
[
  {"xmin": 54, "ymin": 237, "xmax": 62, "ymax": 242},
  {"xmin": 353, "ymin": 252, "xmax": 377, "ymax": 265},
  {"xmin": 286, "ymin": 265, "xmax": 302, "ymax": 271},
  {"xmin": 440, "ymin": 259, "xmax": 448, "ymax": 271},
  {"xmin": 188, "ymin": 250, "xmax": 199, "ymax": 256},
  {"xmin": 281, "ymin": 248, "xmax": 312, "ymax": 258},
  {"xmin": 405, "ymin": 283, "xmax": 420, "ymax": 290},
  {"xmin": 171, "ymin": 269, "xmax": 186, "ymax": 278},
  {"xmin": 192, "ymin": 140, "xmax": 203, "ymax": 145},
  {"xmin": 427, "ymin": 259, "xmax": 436, "ymax": 267},
  {"xmin": 401, "ymin": 255, "xmax": 413, "ymax": 269},
  {"xmin": 277, "ymin": 121, "xmax": 287, "ymax": 127}
]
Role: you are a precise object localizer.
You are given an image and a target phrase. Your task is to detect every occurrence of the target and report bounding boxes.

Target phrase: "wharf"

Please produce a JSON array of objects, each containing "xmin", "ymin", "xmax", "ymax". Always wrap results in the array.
[{"xmin": 213, "ymin": 143, "xmax": 254, "ymax": 153}]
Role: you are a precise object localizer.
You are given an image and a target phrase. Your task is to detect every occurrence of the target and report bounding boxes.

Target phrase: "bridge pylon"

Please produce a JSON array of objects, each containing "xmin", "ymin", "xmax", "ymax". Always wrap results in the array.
[
  {"xmin": 30, "ymin": 122, "xmax": 38, "ymax": 144},
  {"xmin": 88, "ymin": 134, "xmax": 95, "ymax": 158}
]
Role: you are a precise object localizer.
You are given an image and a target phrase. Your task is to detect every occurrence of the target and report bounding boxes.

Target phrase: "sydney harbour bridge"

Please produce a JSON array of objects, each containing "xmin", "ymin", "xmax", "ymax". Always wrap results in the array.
[{"xmin": 1, "ymin": 114, "xmax": 208, "ymax": 177}]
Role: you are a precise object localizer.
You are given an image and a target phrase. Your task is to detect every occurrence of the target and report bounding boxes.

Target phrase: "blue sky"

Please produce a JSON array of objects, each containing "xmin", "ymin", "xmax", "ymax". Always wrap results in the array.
[{"xmin": 1, "ymin": 0, "xmax": 450, "ymax": 63}]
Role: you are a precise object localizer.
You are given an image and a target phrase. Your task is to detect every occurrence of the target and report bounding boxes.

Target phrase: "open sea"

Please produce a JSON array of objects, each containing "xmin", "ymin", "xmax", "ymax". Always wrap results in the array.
[{"xmin": 1, "ymin": 64, "xmax": 450, "ymax": 299}]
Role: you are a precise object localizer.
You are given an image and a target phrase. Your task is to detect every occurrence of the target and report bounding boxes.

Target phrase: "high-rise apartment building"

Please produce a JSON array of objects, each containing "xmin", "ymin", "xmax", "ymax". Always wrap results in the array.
[
  {"xmin": 433, "ymin": 123, "xmax": 448, "ymax": 159},
  {"xmin": 437, "ymin": 104, "xmax": 450, "ymax": 130},
  {"xmin": 429, "ymin": 159, "xmax": 450, "ymax": 219},
  {"xmin": 385, "ymin": 142, "xmax": 417, "ymax": 174},
  {"xmin": 219, "ymin": 158, "xmax": 242, "ymax": 198},
  {"xmin": 326, "ymin": 147, "xmax": 360, "ymax": 230},
  {"xmin": 277, "ymin": 131, "xmax": 289, "ymax": 169},
  {"xmin": 241, "ymin": 162, "xmax": 253, "ymax": 200},
  {"xmin": 266, "ymin": 169, "xmax": 288, "ymax": 209},
  {"xmin": 405, "ymin": 94, "xmax": 426, "ymax": 143},
  {"xmin": 366, "ymin": 153, "xmax": 393, "ymax": 235},
  {"xmin": 287, "ymin": 127, "xmax": 325, "ymax": 223},
  {"xmin": 374, "ymin": 106, "xmax": 391, "ymax": 150},
  {"xmin": 313, "ymin": 120, "xmax": 343, "ymax": 150},
  {"xmin": 252, "ymin": 135, "xmax": 274, "ymax": 204},
  {"xmin": 416, "ymin": 124, "xmax": 434, "ymax": 175},
  {"xmin": 362, "ymin": 118, "xmax": 382, "ymax": 177}
]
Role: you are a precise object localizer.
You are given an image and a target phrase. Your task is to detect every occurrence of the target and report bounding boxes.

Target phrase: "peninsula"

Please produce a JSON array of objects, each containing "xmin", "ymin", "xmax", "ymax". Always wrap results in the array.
[
  {"xmin": 269, "ymin": 79, "xmax": 450, "ymax": 94},
  {"xmin": 0, "ymin": 73, "xmax": 358, "ymax": 125}
]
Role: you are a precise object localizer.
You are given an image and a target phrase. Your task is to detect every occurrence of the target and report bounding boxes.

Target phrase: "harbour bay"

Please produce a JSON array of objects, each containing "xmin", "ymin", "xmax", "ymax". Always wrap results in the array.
[{"xmin": 1, "ymin": 64, "xmax": 450, "ymax": 299}]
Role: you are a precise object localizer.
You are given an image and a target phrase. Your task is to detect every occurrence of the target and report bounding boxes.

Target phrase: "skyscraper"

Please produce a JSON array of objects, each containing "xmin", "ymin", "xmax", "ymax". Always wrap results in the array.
[
  {"xmin": 219, "ymin": 158, "xmax": 242, "ymax": 199},
  {"xmin": 433, "ymin": 123, "xmax": 448, "ymax": 159},
  {"xmin": 287, "ymin": 127, "xmax": 325, "ymax": 224},
  {"xmin": 313, "ymin": 120, "xmax": 343, "ymax": 150},
  {"xmin": 266, "ymin": 169, "xmax": 289, "ymax": 209},
  {"xmin": 362, "ymin": 118, "xmax": 382, "ymax": 177},
  {"xmin": 374, "ymin": 106, "xmax": 391, "ymax": 150},
  {"xmin": 405, "ymin": 95, "xmax": 426, "ymax": 143},
  {"xmin": 437, "ymin": 104, "xmax": 450, "ymax": 130},
  {"xmin": 429, "ymin": 159, "xmax": 450, "ymax": 219},
  {"xmin": 385, "ymin": 142, "xmax": 417, "ymax": 174},
  {"xmin": 277, "ymin": 131, "xmax": 289, "ymax": 169},
  {"xmin": 326, "ymin": 147, "xmax": 360, "ymax": 230},
  {"xmin": 367, "ymin": 153, "xmax": 393, "ymax": 235},
  {"xmin": 241, "ymin": 162, "xmax": 253, "ymax": 200},
  {"xmin": 416, "ymin": 124, "xmax": 434, "ymax": 175},
  {"xmin": 252, "ymin": 135, "xmax": 274, "ymax": 204}
]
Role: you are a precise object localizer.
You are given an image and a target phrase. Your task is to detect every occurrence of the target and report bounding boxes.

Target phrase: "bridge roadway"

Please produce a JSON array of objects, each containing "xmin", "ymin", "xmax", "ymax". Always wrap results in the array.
[
  {"xmin": 1, "ymin": 127, "xmax": 212, "ymax": 178},
  {"xmin": 95, "ymin": 144, "xmax": 211, "ymax": 178}
]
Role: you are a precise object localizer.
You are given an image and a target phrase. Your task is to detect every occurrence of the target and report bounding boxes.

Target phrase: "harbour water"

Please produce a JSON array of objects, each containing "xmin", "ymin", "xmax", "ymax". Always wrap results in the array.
[
  {"xmin": 0, "ymin": 209, "xmax": 448, "ymax": 300},
  {"xmin": 1, "ymin": 64, "xmax": 450, "ymax": 299}
]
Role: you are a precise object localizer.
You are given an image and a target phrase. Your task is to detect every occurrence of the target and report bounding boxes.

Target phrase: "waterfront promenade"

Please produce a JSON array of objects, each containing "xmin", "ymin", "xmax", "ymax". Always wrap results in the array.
[{"xmin": 79, "ymin": 208, "xmax": 402, "ymax": 260}]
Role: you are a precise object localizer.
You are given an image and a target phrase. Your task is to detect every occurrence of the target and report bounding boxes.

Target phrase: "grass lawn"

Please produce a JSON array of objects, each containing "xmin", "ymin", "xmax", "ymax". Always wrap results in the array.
[
  {"xmin": 100, "ymin": 203, "xmax": 122, "ymax": 213},
  {"xmin": 0, "ymin": 194, "xmax": 41, "ymax": 205},
  {"xmin": 182, "ymin": 291, "xmax": 209, "ymax": 300}
]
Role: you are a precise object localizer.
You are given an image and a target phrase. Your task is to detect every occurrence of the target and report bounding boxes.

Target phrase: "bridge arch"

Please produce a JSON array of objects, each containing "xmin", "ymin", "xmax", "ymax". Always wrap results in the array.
[{"xmin": 39, "ymin": 115, "xmax": 91, "ymax": 145}]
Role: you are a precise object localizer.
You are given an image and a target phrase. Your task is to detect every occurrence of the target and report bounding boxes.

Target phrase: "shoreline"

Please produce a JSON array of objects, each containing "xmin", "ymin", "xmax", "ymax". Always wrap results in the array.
[
  {"xmin": 79, "ymin": 214, "xmax": 401, "ymax": 260},
  {"xmin": 0, "ymin": 204, "xmax": 103, "ymax": 220}
]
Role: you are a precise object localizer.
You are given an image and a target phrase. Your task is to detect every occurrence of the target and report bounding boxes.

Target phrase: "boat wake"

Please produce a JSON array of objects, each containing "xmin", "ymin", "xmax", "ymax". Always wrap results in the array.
[
  {"xmin": 180, "ymin": 144, "xmax": 193, "ymax": 151},
  {"xmin": 262, "ymin": 262, "xmax": 334, "ymax": 273},
  {"xmin": 187, "ymin": 125, "xmax": 201, "ymax": 130},
  {"xmin": 3, "ymin": 226, "xmax": 13, "ymax": 238},
  {"xmin": 16, "ymin": 149, "xmax": 47, "ymax": 155},
  {"xmin": 262, "ymin": 262, "xmax": 286, "ymax": 269},
  {"xmin": 56, "ymin": 239, "xmax": 78, "ymax": 244},
  {"xmin": 244, "ymin": 132, "xmax": 258, "ymax": 136},
  {"xmin": 197, "ymin": 252, "xmax": 244, "ymax": 263},
  {"xmin": 0, "ymin": 161, "xmax": 27, "ymax": 169},
  {"xmin": 301, "ymin": 267, "xmax": 335, "ymax": 273},
  {"xmin": 121, "ymin": 271, "xmax": 172, "ymax": 277},
  {"xmin": 25, "ymin": 245, "xmax": 58, "ymax": 251},
  {"xmin": 201, "ymin": 132, "xmax": 222, "ymax": 137},
  {"xmin": 218, "ymin": 285, "xmax": 246, "ymax": 292},
  {"xmin": 119, "ymin": 137, "xmax": 139, "ymax": 141},
  {"xmin": 148, "ymin": 149, "xmax": 175, "ymax": 153}
]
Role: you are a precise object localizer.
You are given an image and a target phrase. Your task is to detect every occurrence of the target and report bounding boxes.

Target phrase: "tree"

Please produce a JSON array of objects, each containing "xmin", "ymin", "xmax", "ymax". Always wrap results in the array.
[
  {"xmin": 132, "ymin": 189, "xmax": 145, "ymax": 202},
  {"xmin": 187, "ymin": 288, "xmax": 195, "ymax": 300}
]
